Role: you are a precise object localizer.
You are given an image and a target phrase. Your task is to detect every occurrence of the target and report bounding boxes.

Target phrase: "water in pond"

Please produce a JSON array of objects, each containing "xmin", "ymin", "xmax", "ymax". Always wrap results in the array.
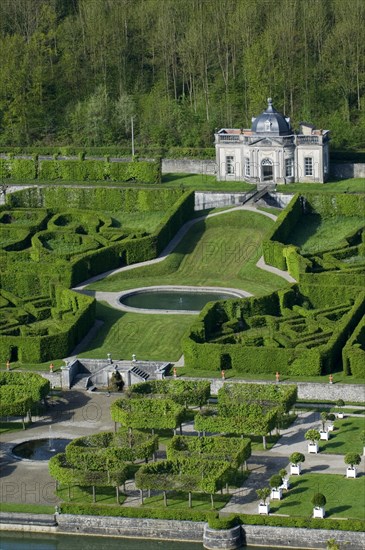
[
  {"xmin": 0, "ymin": 533, "xmax": 292, "ymax": 550},
  {"xmin": 12, "ymin": 438, "xmax": 71, "ymax": 461},
  {"xmin": 120, "ymin": 290, "xmax": 236, "ymax": 311}
]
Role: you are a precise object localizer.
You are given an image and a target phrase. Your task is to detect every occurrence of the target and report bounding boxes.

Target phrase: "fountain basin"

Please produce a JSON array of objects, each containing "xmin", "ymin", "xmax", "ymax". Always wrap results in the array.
[
  {"xmin": 118, "ymin": 286, "xmax": 247, "ymax": 313},
  {"xmin": 12, "ymin": 438, "xmax": 71, "ymax": 461}
]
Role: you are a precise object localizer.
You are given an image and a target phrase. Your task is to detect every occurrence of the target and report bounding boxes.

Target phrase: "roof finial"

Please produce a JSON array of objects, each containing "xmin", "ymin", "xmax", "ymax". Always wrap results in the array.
[{"xmin": 268, "ymin": 97, "xmax": 273, "ymax": 107}]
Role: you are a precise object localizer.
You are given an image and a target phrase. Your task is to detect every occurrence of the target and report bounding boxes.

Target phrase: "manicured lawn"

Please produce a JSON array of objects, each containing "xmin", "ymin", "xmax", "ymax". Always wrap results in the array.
[
  {"xmin": 286, "ymin": 214, "xmax": 364, "ymax": 254},
  {"xmin": 88, "ymin": 210, "xmax": 288, "ymax": 297},
  {"xmin": 109, "ymin": 210, "xmax": 168, "ymax": 233},
  {"xmin": 161, "ymin": 173, "xmax": 254, "ymax": 191},
  {"xmin": 0, "ymin": 502, "xmax": 55, "ymax": 514},
  {"xmin": 276, "ymin": 178, "xmax": 365, "ymax": 194},
  {"xmin": 57, "ymin": 484, "xmax": 125, "ymax": 505},
  {"xmin": 270, "ymin": 473, "xmax": 365, "ymax": 519},
  {"xmin": 143, "ymin": 490, "xmax": 231, "ymax": 510},
  {"xmin": 77, "ymin": 302, "xmax": 193, "ymax": 361},
  {"xmin": 320, "ymin": 417, "xmax": 365, "ymax": 455},
  {"xmin": 176, "ymin": 367, "xmax": 365, "ymax": 385}
]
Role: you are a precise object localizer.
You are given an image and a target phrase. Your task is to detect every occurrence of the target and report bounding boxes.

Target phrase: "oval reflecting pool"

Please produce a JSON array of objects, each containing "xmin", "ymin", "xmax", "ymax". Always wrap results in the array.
[
  {"xmin": 12, "ymin": 438, "xmax": 71, "ymax": 461},
  {"xmin": 120, "ymin": 289, "xmax": 238, "ymax": 312}
]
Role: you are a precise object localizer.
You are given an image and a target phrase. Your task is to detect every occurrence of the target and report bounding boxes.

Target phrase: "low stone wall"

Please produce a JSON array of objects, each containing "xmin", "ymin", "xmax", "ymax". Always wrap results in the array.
[
  {"xmin": 162, "ymin": 158, "xmax": 216, "ymax": 175},
  {"xmin": 193, "ymin": 378, "xmax": 365, "ymax": 402},
  {"xmin": 56, "ymin": 513, "xmax": 204, "ymax": 541},
  {"xmin": 194, "ymin": 191, "xmax": 255, "ymax": 210}
]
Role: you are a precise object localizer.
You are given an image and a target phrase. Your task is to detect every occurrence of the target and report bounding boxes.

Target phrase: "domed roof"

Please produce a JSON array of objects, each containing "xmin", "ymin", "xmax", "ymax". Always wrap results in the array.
[{"xmin": 251, "ymin": 98, "xmax": 292, "ymax": 136}]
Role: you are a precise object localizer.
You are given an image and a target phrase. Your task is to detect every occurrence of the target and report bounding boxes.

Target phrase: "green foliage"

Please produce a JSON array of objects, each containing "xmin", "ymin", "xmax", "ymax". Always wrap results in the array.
[
  {"xmin": 60, "ymin": 502, "xmax": 208, "ymax": 521},
  {"xmin": 207, "ymin": 513, "xmax": 240, "ymax": 530},
  {"xmin": 166, "ymin": 435, "xmax": 251, "ymax": 468},
  {"xmin": 111, "ymin": 398, "xmax": 186, "ymax": 430},
  {"xmin": 311, "ymin": 493, "xmax": 326, "ymax": 507},
  {"xmin": 217, "ymin": 383, "xmax": 297, "ymax": 414},
  {"xmin": 305, "ymin": 429, "xmax": 321, "ymax": 444},
  {"xmin": 126, "ymin": 379, "xmax": 210, "ymax": 407},
  {"xmin": 0, "ymin": 371, "xmax": 49, "ymax": 417},
  {"xmin": 270, "ymin": 475, "xmax": 283, "ymax": 490},
  {"xmin": 344, "ymin": 453, "xmax": 361, "ymax": 467},
  {"xmin": 256, "ymin": 487, "xmax": 270, "ymax": 504},
  {"xmin": 289, "ymin": 452, "xmax": 305, "ymax": 465},
  {"xmin": 237, "ymin": 514, "xmax": 365, "ymax": 531},
  {"xmin": 135, "ymin": 458, "xmax": 232, "ymax": 494}
]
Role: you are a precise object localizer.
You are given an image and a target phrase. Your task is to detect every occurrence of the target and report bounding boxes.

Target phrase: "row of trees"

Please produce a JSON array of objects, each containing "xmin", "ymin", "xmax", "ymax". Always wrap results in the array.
[{"xmin": 0, "ymin": 0, "xmax": 364, "ymax": 149}]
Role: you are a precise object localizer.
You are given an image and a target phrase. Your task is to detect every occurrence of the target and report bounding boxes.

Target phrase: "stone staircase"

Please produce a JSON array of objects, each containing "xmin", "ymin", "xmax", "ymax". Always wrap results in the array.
[
  {"xmin": 71, "ymin": 374, "xmax": 90, "ymax": 390},
  {"xmin": 130, "ymin": 365, "xmax": 150, "ymax": 382}
]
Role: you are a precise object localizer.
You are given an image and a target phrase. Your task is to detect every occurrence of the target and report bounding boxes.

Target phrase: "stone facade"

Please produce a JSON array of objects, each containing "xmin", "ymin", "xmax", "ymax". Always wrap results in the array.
[{"xmin": 215, "ymin": 99, "xmax": 330, "ymax": 184}]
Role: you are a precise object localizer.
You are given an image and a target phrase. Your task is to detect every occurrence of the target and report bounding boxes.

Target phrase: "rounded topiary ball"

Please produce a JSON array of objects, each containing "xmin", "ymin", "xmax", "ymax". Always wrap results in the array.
[{"xmin": 312, "ymin": 493, "xmax": 326, "ymax": 507}]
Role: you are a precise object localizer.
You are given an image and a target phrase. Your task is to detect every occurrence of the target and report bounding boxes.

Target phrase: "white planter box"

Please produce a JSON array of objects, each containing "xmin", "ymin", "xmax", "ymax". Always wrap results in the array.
[
  {"xmin": 258, "ymin": 503, "xmax": 270, "ymax": 515},
  {"xmin": 346, "ymin": 467, "xmax": 357, "ymax": 478},
  {"xmin": 313, "ymin": 507, "xmax": 325, "ymax": 518},
  {"xmin": 270, "ymin": 488, "xmax": 282, "ymax": 500},
  {"xmin": 308, "ymin": 442, "xmax": 319, "ymax": 454},
  {"xmin": 337, "ymin": 412, "xmax": 344, "ymax": 419},
  {"xmin": 320, "ymin": 431, "xmax": 329, "ymax": 440},
  {"xmin": 280, "ymin": 479, "xmax": 290, "ymax": 490},
  {"xmin": 363, "ymin": 446, "xmax": 365, "ymax": 457},
  {"xmin": 290, "ymin": 463, "xmax": 301, "ymax": 475},
  {"xmin": 327, "ymin": 424, "xmax": 334, "ymax": 432}
]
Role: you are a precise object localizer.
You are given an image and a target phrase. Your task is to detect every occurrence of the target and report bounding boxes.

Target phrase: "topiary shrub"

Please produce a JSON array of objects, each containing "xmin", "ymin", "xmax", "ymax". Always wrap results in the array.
[
  {"xmin": 269, "ymin": 474, "xmax": 283, "ymax": 490},
  {"xmin": 207, "ymin": 513, "xmax": 240, "ymax": 530},
  {"xmin": 344, "ymin": 453, "xmax": 361, "ymax": 468},
  {"xmin": 305, "ymin": 429, "xmax": 321, "ymax": 444},
  {"xmin": 312, "ymin": 493, "xmax": 326, "ymax": 508},
  {"xmin": 289, "ymin": 452, "xmax": 305, "ymax": 465}
]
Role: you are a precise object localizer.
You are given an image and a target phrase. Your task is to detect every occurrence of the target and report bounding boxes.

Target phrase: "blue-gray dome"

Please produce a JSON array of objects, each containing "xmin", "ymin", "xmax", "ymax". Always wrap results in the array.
[{"xmin": 251, "ymin": 98, "xmax": 292, "ymax": 136}]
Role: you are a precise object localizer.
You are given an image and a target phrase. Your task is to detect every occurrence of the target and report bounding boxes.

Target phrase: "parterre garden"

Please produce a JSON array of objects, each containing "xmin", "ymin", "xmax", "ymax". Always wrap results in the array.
[
  {"xmin": 0, "ymin": 184, "xmax": 194, "ymax": 362},
  {"xmin": 183, "ymin": 192, "xmax": 365, "ymax": 379}
]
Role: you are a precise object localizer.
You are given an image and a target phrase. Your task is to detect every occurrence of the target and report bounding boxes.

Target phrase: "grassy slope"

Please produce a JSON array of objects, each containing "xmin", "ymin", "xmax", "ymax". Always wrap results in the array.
[
  {"xmin": 88, "ymin": 210, "xmax": 287, "ymax": 296},
  {"xmin": 284, "ymin": 214, "xmax": 364, "ymax": 253},
  {"xmin": 77, "ymin": 302, "xmax": 193, "ymax": 361}
]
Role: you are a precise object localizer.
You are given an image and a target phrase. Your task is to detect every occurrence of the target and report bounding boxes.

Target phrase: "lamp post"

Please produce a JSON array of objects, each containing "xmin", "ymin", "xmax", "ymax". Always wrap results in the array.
[{"xmin": 131, "ymin": 116, "xmax": 135, "ymax": 158}]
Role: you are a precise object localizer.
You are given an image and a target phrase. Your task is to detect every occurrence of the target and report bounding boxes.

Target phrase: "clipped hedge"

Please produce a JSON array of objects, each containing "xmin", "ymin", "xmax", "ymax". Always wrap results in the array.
[
  {"xmin": 59, "ymin": 502, "xmax": 208, "ymax": 521},
  {"xmin": 166, "ymin": 435, "xmax": 251, "ymax": 468},
  {"xmin": 0, "ymin": 371, "xmax": 50, "ymax": 417},
  {"xmin": 183, "ymin": 284, "xmax": 365, "ymax": 376},
  {"xmin": 342, "ymin": 316, "xmax": 365, "ymax": 377},
  {"xmin": 1, "ymin": 157, "xmax": 161, "ymax": 184},
  {"xmin": 110, "ymin": 398, "xmax": 186, "ymax": 430},
  {"xmin": 126, "ymin": 379, "xmax": 211, "ymax": 407}
]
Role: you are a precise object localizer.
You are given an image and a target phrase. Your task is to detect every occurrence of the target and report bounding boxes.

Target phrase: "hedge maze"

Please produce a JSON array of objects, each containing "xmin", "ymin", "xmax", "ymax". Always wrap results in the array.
[
  {"xmin": 184, "ymin": 193, "xmax": 365, "ymax": 378},
  {"xmin": 0, "ymin": 187, "xmax": 194, "ymax": 362}
]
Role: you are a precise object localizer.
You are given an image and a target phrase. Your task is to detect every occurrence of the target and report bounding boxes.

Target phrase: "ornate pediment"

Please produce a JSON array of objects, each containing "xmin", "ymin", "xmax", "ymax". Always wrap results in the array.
[{"xmin": 249, "ymin": 137, "xmax": 284, "ymax": 147}]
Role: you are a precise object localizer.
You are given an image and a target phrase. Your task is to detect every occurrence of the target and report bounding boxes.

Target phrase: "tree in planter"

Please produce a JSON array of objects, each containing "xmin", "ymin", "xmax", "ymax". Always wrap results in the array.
[
  {"xmin": 305, "ymin": 429, "xmax": 321, "ymax": 446},
  {"xmin": 289, "ymin": 452, "xmax": 305, "ymax": 475},
  {"xmin": 269, "ymin": 474, "xmax": 283, "ymax": 500},
  {"xmin": 256, "ymin": 487, "xmax": 270, "ymax": 504},
  {"xmin": 344, "ymin": 452, "xmax": 361, "ymax": 474},
  {"xmin": 311, "ymin": 492, "xmax": 326, "ymax": 517},
  {"xmin": 320, "ymin": 412, "xmax": 329, "ymax": 431}
]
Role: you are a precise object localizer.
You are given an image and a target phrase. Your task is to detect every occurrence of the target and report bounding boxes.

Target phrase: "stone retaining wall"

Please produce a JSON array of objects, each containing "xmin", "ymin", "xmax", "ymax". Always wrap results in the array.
[{"xmin": 1, "ymin": 513, "xmax": 364, "ymax": 549}]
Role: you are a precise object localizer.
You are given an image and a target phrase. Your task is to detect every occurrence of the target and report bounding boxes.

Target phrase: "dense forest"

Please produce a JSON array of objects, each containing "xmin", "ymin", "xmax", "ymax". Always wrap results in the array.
[{"xmin": 0, "ymin": 0, "xmax": 364, "ymax": 150}]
